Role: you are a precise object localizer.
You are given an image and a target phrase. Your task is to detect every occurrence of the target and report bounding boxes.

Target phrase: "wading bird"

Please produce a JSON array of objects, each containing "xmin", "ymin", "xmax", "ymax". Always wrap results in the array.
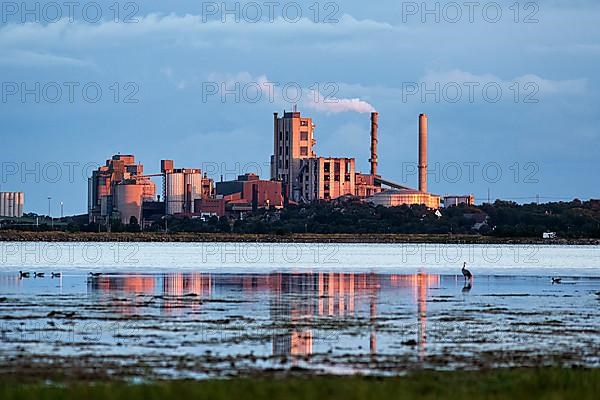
[
  {"xmin": 462, "ymin": 262, "xmax": 473, "ymax": 282},
  {"xmin": 19, "ymin": 271, "xmax": 31, "ymax": 279}
]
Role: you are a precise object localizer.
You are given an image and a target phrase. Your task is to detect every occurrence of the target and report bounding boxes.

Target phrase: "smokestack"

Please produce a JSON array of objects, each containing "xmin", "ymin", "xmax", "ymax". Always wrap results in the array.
[
  {"xmin": 369, "ymin": 112, "xmax": 379, "ymax": 176},
  {"xmin": 186, "ymin": 183, "xmax": 192, "ymax": 214},
  {"xmin": 418, "ymin": 114, "xmax": 427, "ymax": 193}
]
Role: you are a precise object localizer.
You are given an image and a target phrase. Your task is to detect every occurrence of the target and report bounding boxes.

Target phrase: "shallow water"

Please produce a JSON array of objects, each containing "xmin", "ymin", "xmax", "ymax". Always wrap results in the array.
[
  {"xmin": 1, "ymin": 242, "xmax": 600, "ymax": 378},
  {"xmin": 1, "ymin": 242, "xmax": 600, "ymax": 275},
  {"xmin": 1, "ymin": 269, "xmax": 599, "ymax": 378}
]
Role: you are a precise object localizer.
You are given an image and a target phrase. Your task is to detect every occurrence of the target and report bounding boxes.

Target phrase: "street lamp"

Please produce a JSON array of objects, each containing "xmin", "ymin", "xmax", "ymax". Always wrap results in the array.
[{"xmin": 47, "ymin": 196, "xmax": 53, "ymax": 229}]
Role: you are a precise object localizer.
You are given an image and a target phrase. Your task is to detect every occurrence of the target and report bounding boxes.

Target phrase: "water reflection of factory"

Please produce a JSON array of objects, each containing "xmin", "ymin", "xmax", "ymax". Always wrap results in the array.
[{"xmin": 88, "ymin": 272, "xmax": 439, "ymax": 357}]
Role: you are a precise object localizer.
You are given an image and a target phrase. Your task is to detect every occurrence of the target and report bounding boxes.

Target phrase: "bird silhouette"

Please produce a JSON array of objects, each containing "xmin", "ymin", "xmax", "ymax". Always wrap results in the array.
[
  {"xmin": 51, "ymin": 272, "xmax": 61, "ymax": 278},
  {"xmin": 34, "ymin": 272, "xmax": 45, "ymax": 278},
  {"xmin": 19, "ymin": 271, "xmax": 31, "ymax": 279},
  {"xmin": 461, "ymin": 262, "xmax": 473, "ymax": 282},
  {"xmin": 552, "ymin": 277, "xmax": 562, "ymax": 284},
  {"xmin": 89, "ymin": 272, "xmax": 102, "ymax": 278}
]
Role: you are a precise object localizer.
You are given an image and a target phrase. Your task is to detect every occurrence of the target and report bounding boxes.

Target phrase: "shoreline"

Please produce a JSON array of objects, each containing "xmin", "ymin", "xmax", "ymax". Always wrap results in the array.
[{"xmin": 0, "ymin": 230, "xmax": 598, "ymax": 245}]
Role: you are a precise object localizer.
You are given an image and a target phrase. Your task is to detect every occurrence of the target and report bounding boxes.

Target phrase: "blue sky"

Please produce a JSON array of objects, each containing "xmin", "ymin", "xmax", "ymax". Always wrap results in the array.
[{"xmin": 1, "ymin": 0, "xmax": 599, "ymax": 215}]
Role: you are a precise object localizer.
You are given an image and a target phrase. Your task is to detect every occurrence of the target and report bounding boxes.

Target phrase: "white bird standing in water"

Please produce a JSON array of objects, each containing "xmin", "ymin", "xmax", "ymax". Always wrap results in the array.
[{"xmin": 462, "ymin": 262, "xmax": 473, "ymax": 282}]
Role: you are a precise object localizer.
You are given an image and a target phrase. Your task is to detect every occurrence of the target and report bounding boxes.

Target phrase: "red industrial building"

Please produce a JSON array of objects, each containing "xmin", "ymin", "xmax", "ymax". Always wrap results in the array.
[
  {"xmin": 194, "ymin": 198, "xmax": 226, "ymax": 218},
  {"xmin": 216, "ymin": 173, "xmax": 283, "ymax": 214}
]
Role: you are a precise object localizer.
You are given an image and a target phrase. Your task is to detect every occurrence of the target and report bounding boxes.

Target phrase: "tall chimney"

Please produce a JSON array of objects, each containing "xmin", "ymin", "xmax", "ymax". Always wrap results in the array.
[
  {"xmin": 369, "ymin": 112, "xmax": 379, "ymax": 176},
  {"xmin": 418, "ymin": 114, "xmax": 427, "ymax": 192}
]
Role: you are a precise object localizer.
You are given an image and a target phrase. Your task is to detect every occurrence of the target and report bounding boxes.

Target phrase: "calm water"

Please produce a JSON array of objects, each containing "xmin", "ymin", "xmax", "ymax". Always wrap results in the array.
[
  {"xmin": 1, "ymin": 242, "xmax": 599, "ymax": 275},
  {"xmin": 1, "ymin": 242, "xmax": 599, "ymax": 378}
]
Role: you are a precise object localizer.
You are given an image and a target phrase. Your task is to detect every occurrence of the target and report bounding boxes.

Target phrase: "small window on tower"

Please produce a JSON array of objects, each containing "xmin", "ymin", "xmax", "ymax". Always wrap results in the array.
[
  {"xmin": 300, "ymin": 131, "xmax": 309, "ymax": 140},
  {"xmin": 300, "ymin": 146, "xmax": 308, "ymax": 156}
]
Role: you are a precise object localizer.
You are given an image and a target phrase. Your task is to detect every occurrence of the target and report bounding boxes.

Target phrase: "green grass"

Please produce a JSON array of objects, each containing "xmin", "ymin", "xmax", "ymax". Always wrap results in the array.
[{"xmin": 1, "ymin": 368, "xmax": 598, "ymax": 400}]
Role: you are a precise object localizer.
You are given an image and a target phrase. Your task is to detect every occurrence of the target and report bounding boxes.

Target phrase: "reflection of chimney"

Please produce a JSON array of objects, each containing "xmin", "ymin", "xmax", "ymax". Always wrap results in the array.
[
  {"xmin": 418, "ymin": 114, "xmax": 427, "ymax": 192},
  {"xmin": 369, "ymin": 112, "xmax": 379, "ymax": 176}
]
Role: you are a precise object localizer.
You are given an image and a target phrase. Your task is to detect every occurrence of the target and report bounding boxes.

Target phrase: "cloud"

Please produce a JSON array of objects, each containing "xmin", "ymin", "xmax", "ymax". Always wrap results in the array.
[
  {"xmin": 0, "ymin": 49, "xmax": 94, "ymax": 68},
  {"xmin": 419, "ymin": 69, "xmax": 587, "ymax": 98},
  {"xmin": 0, "ymin": 13, "xmax": 400, "ymax": 51}
]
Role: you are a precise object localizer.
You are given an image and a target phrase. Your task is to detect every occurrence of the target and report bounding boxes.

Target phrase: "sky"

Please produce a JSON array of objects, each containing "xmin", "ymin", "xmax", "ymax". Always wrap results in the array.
[{"xmin": 0, "ymin": 0, "xmax": 599, "ymax": 215}]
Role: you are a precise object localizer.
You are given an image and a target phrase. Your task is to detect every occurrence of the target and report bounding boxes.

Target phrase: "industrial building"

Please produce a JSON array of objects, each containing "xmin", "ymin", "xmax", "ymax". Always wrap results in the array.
[
  {"xmin": 299, "ymin": 157, "xmax": 356, "ymax": 201},
  {"xmin": 271, "ymin": 111, "xmax": 317, "ymax": 202},
  {"xmin": 89, "ymin": 157, "xmax": 217, "ymax": 226},
  {"xmin": 365, "ymin": 113, "xmax": 441, "ymax": 209},
  {"xmin": 194, "ymin": 198, "xmax": 226, "ymax": 218},
  {"xmin": 0, "ymin": 192, "xmax": 24, "ymax": 218},
  {"xmin": 88, "ymin": 155, "xmax": 156, "ymax": 224},
  {"xmin": 443, "ymin": 195, "xmax": 475, "ymax": 207},
  {"xmin": 270, "ymin": 109, "xmax": 442, "ymax": 209},
  {"xmin": 369, "ymin": 189, "xmax": 440, "ymax": 209},
  {"xmin": 86, "ymin": 110, "xmax": 464, "ymax": 225},
  {"xmin": 161, "ymin": 160, "xmax": 214, "ymax": 215},
  {"xmin": 216, "ymin": 173, "xmax": 283, "ymax": 214},
  {"xmin": 270, "ymin": 110, "xmax": 382, "ymax": 202}
]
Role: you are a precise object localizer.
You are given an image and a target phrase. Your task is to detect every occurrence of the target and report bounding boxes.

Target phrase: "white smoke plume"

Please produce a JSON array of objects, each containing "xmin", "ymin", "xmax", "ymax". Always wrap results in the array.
[{"xmin": 305, "ymin": 90, "xmax": 376, "ymax": 114}]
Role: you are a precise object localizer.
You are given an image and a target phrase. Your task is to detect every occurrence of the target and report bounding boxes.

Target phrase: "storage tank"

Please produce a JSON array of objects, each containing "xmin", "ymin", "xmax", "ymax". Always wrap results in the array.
[
  {"xmin": 0, "ymin": 192, "xmax": 24, "ymax": 218},
  {"xmin": 184, "ymin": 170, "xmax": 202, "ymax": 213},
  {"xmin": 165, "ymin": 172, "xmax": 185, "ymax": 215},
  {"xmin": 115, "ymin": 183, "xmax": 143, "ymax": 224},
  {"xmin": 17, "ymin": 192, "xmax": 24, "ymax": 217}
]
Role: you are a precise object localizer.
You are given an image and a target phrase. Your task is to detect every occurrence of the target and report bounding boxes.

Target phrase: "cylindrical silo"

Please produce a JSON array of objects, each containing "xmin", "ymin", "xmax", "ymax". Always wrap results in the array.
[
  {"xmin": 16, "ymin": 192, "xmax": 24, "ymax": 217},
  {"xmin": 115, "ymin": 183, "xmax": 143, "ymax": 224},
  {"xmin": 166, "ymin": 172, "xmax": 185, "ymax": 215},
  {"xmin": 0, "ymin": 193, "xmax": 6, "ymax": 216},
  {"xmin": 184, "ymin": 170, "xmax": 202, "ymax": 213}
]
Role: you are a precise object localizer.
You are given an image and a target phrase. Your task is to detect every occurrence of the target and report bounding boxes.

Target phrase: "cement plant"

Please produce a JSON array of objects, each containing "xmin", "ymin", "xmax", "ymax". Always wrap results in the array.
[{"xmin": 84, "ymin": 111, "xmax": 471, "ymax": 228}]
